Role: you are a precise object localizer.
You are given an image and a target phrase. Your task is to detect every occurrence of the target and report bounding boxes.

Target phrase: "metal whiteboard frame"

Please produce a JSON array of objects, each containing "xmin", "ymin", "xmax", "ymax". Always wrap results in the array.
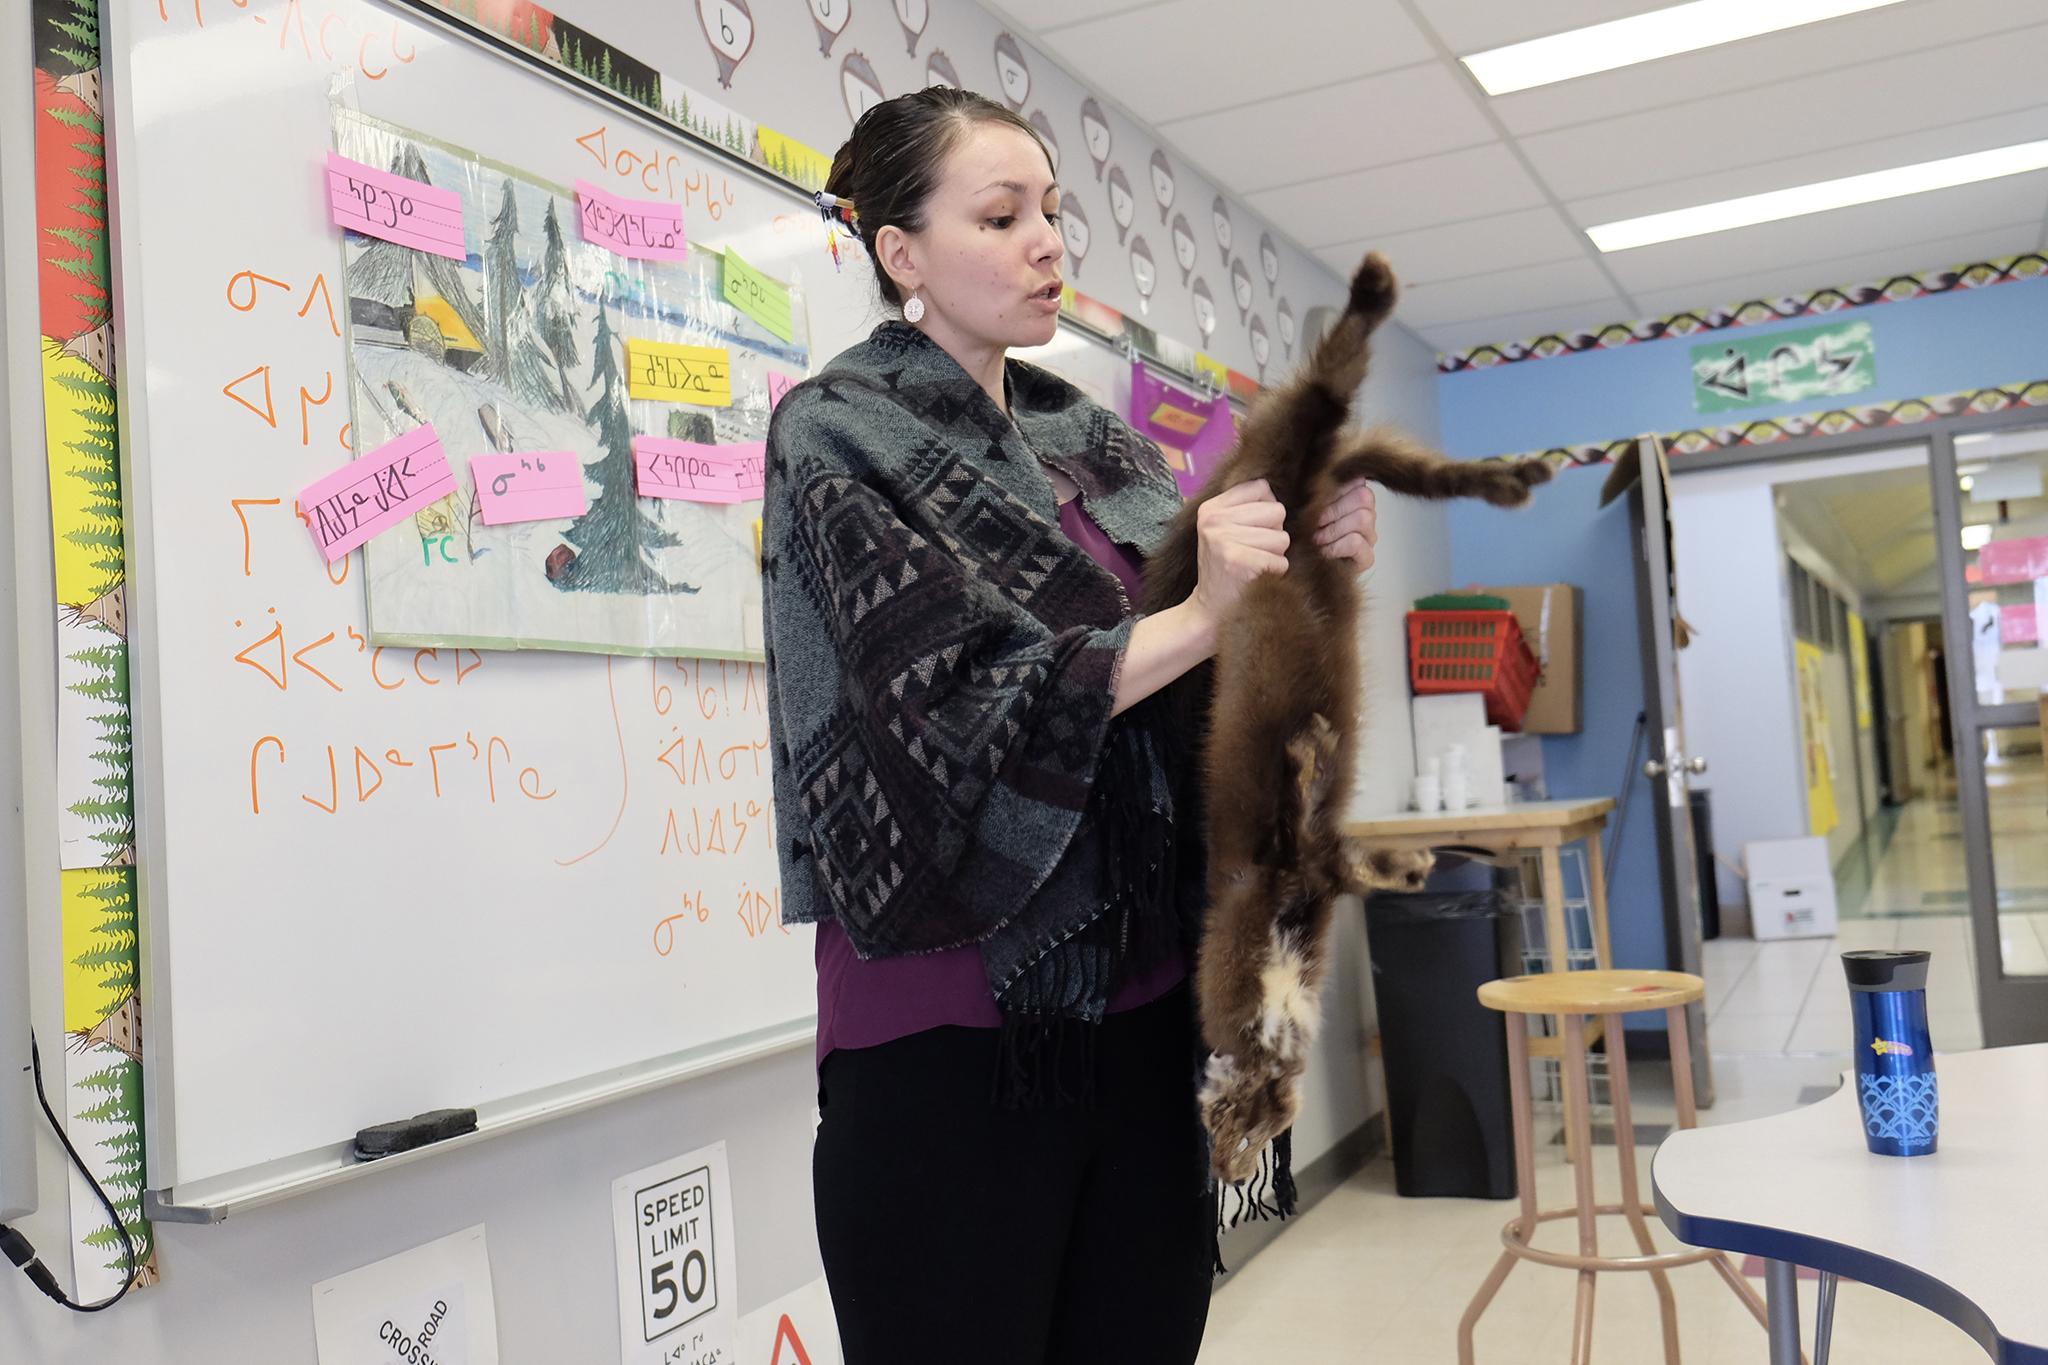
[{"xmin": 0, "ymin": 0, "xmax": 52, "ymax": 1225}]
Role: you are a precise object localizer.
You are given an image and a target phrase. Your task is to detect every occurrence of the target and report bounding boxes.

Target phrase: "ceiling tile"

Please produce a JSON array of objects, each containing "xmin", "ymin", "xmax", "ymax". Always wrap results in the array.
[
  {"xmin": 1247, "ymin": 143, "xmax": 1547, "ymax": 247},
  {"xmin": 1521, "ymin": 25, "xmax": 2048, "ymax": 202},
  {"xmin": 1566, "ymin": 106, "xmax": 2048, "ymax": 228},
  {"xmin": 1158, "ymin": 64, "xmax": 1495, "ymax": 195},
  {"xmin": 1420, "ymin": 294, "xmax": 1630, "ymax": 354},
  {"xmin": 1002, "ymin": 0, "xmax": 1176, "ymax": 32},
  {"xmin": 1618, "ymin": 222, "xmax": 2048, "ymax": 316},
  {"xmin": 1408, "ymin": 0, "xmax": 1671, "ymax": 55},
  {"xmin": 1037, "ymin": 0, "xmax": 1432, "ymax": 125},
  {"xmin": 1316, "ymin": 206, "xmax": 1587, "ymax": 286},
  {"xmin": 1491, "ymin": 0, "xmax": 2041, "ymax": 136},
  {"xmin": 1397, "ymin": 258, "xmax": 1618, "ymax": 328},
  {"xmin": 1585, "ymin": 173, "xmax": 2048, "ymax": 297}
]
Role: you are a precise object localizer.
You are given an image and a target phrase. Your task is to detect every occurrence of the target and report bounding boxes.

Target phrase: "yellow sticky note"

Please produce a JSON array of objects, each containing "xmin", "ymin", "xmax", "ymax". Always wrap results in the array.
[
  {"xmin": 627, "ymin": 340, "xmax": 733, "ymax": 406},
  {"xmin": 1194, "ymin": 352, "xmax": 1229, "ymax": 391},
  {"xmin": 722, "ymin": 248, "xmax": 795, "ymax": 342}
]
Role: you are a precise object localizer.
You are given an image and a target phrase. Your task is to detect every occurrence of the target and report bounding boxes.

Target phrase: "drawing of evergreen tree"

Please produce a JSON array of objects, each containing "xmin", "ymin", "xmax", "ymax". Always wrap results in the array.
[
  {"xmin": 48, "ymin": 354, "xmax": 133, "ymax": 861},
  {"xmin": 70, "ymin": 870, "xmax": 137, "ymax": 1005},
  {"xmin": 554, "ymin": 297, "xmax": 683, "ymax": 594},
  {"xmin": 65, "ymin": 641, "xmax": 132, "ymax": 860},
  {"xmin": 537, "ymin": 200, "xmax": 583, "ymax": 417},
  {"xmin": 73, "ymin": 1053, "xmax": 152, "ymax": 1278},
  {"xmin": 484, "ymin": 175, "xmax": 520, "ymax": 375}
]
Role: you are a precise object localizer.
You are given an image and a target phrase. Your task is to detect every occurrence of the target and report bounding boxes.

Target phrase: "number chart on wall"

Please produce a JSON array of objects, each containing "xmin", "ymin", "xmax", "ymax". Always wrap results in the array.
[{"xmin": 102, "ymin": 0, "xmax": 884, "ymax": 1210}]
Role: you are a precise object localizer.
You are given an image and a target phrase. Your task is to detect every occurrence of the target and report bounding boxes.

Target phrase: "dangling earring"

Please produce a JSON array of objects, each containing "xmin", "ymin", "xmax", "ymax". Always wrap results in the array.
[{"xmin": 902, "ymin": 288, "xmax": 926, "ymax": 324}]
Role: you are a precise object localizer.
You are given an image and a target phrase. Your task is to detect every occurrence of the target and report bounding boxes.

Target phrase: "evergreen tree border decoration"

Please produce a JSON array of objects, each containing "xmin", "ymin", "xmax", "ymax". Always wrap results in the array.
[{"xmin": 33, "ymin": 0, "xmax": 156, "ymax": 1287}]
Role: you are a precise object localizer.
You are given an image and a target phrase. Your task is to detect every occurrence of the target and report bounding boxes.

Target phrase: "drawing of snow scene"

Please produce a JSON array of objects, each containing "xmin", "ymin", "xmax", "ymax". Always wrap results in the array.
[{"xmin": 334, "ymin": 110, "xmax": 805, "ymax": 658}]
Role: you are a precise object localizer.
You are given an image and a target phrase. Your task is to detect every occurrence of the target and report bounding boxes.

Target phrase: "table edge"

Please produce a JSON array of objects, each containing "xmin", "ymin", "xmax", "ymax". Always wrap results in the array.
[{"xmin": 1652, "ymin": 1172, "xmax": 2047, "ymax": 1364}]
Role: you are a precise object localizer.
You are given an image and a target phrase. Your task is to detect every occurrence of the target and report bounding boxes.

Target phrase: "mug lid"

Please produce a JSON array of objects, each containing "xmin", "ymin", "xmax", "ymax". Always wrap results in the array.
[{"xmin": 1842, "ymin": 949, "xmax": 1930, "ymax": 988}]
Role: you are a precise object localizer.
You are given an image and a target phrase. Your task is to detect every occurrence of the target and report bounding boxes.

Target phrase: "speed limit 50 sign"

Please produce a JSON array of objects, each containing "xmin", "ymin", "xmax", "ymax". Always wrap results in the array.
[{"xmin": 612, "ymin": 1144, "xmax": 739, "ymax": 1365}]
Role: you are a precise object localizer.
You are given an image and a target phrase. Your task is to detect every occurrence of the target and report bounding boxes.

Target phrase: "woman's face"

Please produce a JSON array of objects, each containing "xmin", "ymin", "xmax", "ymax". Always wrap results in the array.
[{"xmin": 880, "ymin": 123, "xmax": 1065, "ymax": 354}]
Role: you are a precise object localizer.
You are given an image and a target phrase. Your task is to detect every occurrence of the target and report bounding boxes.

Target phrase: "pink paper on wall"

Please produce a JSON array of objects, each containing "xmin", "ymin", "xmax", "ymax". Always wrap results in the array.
[
  {"xmin": 301, "ymin": 425, "xmax": 457, "ymax": 562},
  {"xmin": 1128, "ymin": 360, "xmax": 1235, "ymax": 498},
  {"xmin": 1978, "ymin": 534, "xmax": 2048, "ymax": 586},
  {"xmin": 633, "ymin": 437, "xmax": 766, "ymax": 504},
  {"xmin": 470, "ymin": 451, "xmax": 588, "ymax": 525},
  {"xmin": 2002, "ymin": 604, "xmax": 2040, "ymax": 645},
  {"xmin": 573, "ymin": 179, "xmax": 688, "ymax": 261},
  {"xmin": 325, "ymin": 153, "xmax": 466, "ymax": 260},
  {"xmin": 767, "ymin": 371, "xmax": 796, "ymax": 412}
]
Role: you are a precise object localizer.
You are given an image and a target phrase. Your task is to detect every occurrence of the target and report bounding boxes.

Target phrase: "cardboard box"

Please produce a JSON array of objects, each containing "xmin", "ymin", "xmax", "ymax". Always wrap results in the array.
[
  {"xmin": 1744, "ymin": 837, "xmax": 1839, "ymax": 940},
  {"xmin": 1463, "ymin": 584, "xmax": 1583, "ymax": 734}
]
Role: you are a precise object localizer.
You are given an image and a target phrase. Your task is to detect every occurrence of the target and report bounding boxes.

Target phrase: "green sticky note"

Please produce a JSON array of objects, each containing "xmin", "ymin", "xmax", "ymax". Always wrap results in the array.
[{"xmin": 721, "ymin": 248, "xmax": 794, "ymax": 342}]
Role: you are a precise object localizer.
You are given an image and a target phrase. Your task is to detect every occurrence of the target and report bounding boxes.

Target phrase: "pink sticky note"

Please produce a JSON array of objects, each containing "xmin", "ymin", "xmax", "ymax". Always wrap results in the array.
[
  {"xmin": 470, "ymin": 450, "xmax": 588, "ymax": 526},
  {"xmin": 575, "ymin": 180, "xmax": 688, "ymax": 262},
  {"xmin": 2002, "ymin": 604, "xmax": 2040, "ymax": 645},
  {"xmin": 301, "ymin": 425, "xmax": 457, "ymax": 562},
  {"xmin": 767, "ymin": 372, "xmax": 796, "ymax": 412},
  {"xmin": 326, "ymin": 153, "xmax": 467, "ymax": 260},
  {"xmin": 632, "ymin": 437, "xmax": 765, "ymax": 505},
  {"xmin": 1978, "ymin": 534, "xmax": 2048, "ymax": 586}
]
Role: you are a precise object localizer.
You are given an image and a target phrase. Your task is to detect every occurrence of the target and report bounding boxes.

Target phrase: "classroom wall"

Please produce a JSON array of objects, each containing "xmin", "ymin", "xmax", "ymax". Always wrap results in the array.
[
  {"xmin": 1, "ymin": 0, "xmax": 1451, "ymax": 1353},
  {"xmin": 1667, "ymin": 479, "xmax": 1806, "ymax": 912},
  {"xmin": 1444, "ymin": 467, "xmax": 1667, "ymax": 980}
]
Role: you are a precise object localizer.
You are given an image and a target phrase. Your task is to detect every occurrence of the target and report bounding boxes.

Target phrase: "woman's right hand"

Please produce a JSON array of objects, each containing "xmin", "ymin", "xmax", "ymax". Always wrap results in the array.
[{"xmin": 1186, "ymin": 478, "xmax": 1289, "ymax": 629}]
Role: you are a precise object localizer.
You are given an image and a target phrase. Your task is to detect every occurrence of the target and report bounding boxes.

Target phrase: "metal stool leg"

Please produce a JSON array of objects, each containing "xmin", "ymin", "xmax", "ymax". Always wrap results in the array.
[
  {"xmin": 1606, "ymin": 1021, "xmax": 1682, "ymax": 1363},
  {"xmin": 1460, "ymin": 1014, "xmax": 1540, "ymax": 1364},
  {"xmin": 1562, "ymin": 1014, "xmax": 1601, "ymax": 1365}
]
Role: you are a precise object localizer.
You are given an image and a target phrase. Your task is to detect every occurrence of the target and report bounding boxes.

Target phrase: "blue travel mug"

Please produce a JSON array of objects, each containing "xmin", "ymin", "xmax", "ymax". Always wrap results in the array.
[{"xmin": 1843, "ymin": 950, "xmax": 1937, "ymax": 1156}]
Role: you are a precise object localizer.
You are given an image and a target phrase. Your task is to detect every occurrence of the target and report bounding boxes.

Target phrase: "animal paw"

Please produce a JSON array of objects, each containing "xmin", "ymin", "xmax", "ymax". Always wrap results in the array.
[
  {"xmin": 1479, "ymin": 456, "xmax": 1555, "ymax": 506},
  {"xmin": 1200, "ymin": 1053, "xmax": 1300, "ymax": 1184},
  {"xmin": 1347, "ymin": 841, "xmax": 1434, "ymax": 894}
]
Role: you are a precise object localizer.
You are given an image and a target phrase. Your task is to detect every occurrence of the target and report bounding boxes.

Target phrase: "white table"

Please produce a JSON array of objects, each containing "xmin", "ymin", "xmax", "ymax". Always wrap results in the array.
[{"xmin": 1652, "ymin": 1044, "xmax": 2048, "ymax": 1364}]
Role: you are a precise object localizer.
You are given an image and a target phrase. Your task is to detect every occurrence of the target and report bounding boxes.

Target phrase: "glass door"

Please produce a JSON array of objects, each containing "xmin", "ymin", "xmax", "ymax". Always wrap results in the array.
[{"xmin": 1933, "ymin": 426, "xmax": 2048, "ymax": 1044}]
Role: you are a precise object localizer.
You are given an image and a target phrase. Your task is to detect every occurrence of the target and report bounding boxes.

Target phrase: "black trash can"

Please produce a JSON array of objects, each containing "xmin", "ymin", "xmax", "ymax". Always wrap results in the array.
[{"xmin": 1365, "ymin": 881, "xmax": 1521, "ymax": 1199}]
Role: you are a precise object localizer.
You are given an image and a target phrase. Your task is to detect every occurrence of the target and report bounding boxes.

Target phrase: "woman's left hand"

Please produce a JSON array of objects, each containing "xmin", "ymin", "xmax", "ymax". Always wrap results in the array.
[{"xmin": 1314, "ymin": 478, "xmax": 1378, "ymax": 574}]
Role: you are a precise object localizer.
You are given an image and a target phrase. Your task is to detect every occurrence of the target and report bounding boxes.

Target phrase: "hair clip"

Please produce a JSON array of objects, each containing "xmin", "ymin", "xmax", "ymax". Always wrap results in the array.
[{"xmin": 813, "ymin": 190, "xmax": 862, "ymax": 240}]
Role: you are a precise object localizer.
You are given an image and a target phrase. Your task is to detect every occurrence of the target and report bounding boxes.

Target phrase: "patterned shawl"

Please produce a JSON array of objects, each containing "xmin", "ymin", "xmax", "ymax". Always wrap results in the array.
[{"xmin": 762, "ymin": 320, "xmax": 1200, "ymax": 1042}]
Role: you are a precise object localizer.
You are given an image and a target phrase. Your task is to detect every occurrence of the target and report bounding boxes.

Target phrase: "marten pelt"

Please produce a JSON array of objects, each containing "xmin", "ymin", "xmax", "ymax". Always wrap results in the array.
[{"xmin": 1142, "ymin": 252, "xmax": 1552, "ymax": 1184}]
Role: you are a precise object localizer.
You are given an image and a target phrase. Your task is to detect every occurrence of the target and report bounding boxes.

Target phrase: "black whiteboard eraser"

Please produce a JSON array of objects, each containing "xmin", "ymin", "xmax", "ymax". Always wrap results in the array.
[{"xmin": 352, "ymin": 1108, "xmax": 478, "ymax": 1161}]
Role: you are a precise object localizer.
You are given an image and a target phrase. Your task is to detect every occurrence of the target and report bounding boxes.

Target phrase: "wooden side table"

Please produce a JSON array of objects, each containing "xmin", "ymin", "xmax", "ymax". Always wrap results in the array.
[{"xmin": 1346, "ymin": 797, "xmax": 1618, "ymax": 1061}]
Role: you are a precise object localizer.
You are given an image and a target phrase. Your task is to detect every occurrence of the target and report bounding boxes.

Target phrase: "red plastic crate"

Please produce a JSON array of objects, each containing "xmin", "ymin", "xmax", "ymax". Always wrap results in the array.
[{"xmin": 1406, "ymin": 609, "xmax": 1540, "ymax": 730}]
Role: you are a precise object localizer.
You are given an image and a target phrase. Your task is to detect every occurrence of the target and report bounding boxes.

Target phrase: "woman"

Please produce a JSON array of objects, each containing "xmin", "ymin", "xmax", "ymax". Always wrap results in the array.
[{"xmin": 761, "ymin": 87, "xmax": 1378, "ymax": 1365}]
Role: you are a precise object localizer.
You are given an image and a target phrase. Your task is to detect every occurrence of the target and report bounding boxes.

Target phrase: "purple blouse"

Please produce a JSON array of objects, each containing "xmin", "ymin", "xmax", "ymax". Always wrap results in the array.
[{"xmin": 813, "ymin": 496, "xmax": 1187, "ymax": 1062}]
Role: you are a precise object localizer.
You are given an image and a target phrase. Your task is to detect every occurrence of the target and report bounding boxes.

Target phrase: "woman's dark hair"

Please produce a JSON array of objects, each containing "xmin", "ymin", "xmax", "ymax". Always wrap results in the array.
[{"xmin": 825, "ymin": 87, "xmax": 1053, "ymax": 307}]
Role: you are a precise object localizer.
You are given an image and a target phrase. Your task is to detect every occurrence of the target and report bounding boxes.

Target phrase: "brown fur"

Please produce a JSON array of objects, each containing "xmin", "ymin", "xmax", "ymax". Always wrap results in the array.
[{"xmin": 1142, "ymin": 252, "xmax": 1552, "ymax": 1182}]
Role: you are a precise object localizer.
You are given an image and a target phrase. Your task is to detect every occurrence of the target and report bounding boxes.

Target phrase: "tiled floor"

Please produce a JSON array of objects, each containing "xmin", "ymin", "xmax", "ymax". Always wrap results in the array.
[{"xmin": 1196, "ymin": 753, "xmax": 2046, "ymax": 1364}]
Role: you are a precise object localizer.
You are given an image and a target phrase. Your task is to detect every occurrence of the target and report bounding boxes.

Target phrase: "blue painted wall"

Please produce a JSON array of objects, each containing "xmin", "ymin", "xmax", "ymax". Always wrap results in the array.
[
  {"xmin": 1441, "ymin": 276, "xmax": 2048, "ymax": 460},
  {"xmin": 1445, "ymin": 468, "xmax": 1667, "ymax": 999}
]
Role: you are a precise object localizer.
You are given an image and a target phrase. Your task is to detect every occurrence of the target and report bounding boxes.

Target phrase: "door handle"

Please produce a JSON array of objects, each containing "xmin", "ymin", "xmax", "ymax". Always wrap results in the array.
[
  {"xmin": 1644, "ymin": 759, "xmax": 1666, "ymax": 777},
  {"xmin": 1685, "ymin": 756, "xmax": 1708, "ymax": 775}
]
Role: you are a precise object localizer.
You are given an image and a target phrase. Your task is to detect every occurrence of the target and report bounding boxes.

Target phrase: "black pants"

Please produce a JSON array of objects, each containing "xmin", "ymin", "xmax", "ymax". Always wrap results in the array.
[{"xmin": 813, "ymin": 985, "xmax": 1216, "ymax": 1365}]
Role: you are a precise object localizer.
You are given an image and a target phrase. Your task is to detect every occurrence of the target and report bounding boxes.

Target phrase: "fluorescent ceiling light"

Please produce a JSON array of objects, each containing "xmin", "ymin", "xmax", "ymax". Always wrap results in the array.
[
  {"xmin": 1587, "ymin": 140, "xmax": 2048, "ymax": 252},
  {"xmin": 1461, "ymin": 0, "xmax": 1906, "ymax": 96},
  {"xmin": 1961, "ymin": 524, "xmax": 1993, "ymax": 552}
]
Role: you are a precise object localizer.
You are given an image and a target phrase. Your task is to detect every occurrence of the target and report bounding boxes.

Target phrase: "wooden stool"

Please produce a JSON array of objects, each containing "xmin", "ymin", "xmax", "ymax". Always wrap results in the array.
[{"xmin": 1457, "ymin": 971, "xmax": 1782, "ymax": 1365}]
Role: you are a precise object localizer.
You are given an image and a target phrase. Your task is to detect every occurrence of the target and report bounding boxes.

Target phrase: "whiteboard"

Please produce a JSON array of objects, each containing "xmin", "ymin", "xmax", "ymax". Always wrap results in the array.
[{"xmin": 104, "ymin": 0, "xmax": 1180, "ymax": 1214}]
